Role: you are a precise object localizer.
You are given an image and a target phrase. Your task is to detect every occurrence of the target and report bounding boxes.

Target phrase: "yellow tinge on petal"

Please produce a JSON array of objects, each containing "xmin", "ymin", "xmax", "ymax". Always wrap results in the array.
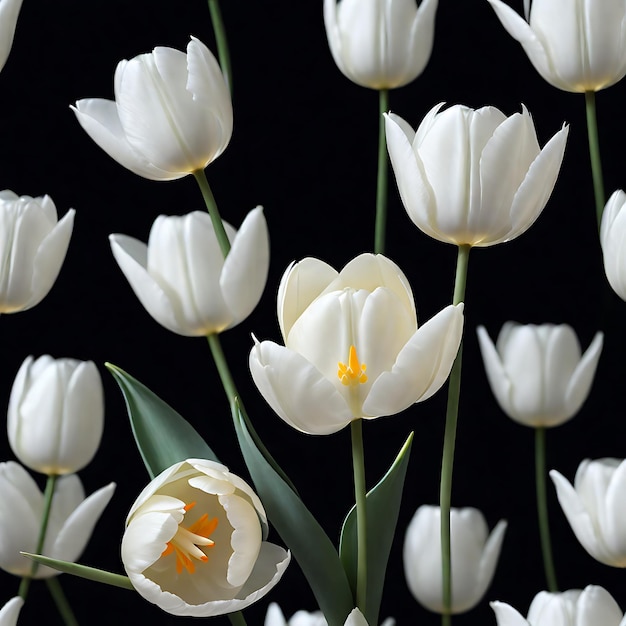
[{"xmin": 337, "ymin": 345, "xmax": 368, "ymax": 386}]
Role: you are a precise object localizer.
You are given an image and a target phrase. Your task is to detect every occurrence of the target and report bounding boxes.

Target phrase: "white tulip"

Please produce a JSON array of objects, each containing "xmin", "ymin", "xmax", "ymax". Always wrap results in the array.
[
  {"xmin": 0, "ymin": 191, "xmax": 74, "ymax": 314},
  {"xmin": 121, "ymin": 459, "xmax": 290, "ymax": 617},
  {"xmin": 403, "ymin": 505, "xmax": 507, "ymax": 614},
  {"xmin": 477, "ymin": 323, "xmax": 603, "ymax": 427},
  {"xmin": 323, "ymin": 0, "xmax": 438, "ymax": 89},
  {"xmin": 491, "ymin": 585, "xmax": 626, "ymax": 626},
  {"xmin": 265, "ymin": 603, "xmax": 395, "ymax": 626},
  {"xmin": 110, "ymin": 207, "xmax": 269, "ymax": 336},
  {"xmin": 72, "ymin": 37, "xmax": 232, "ymax": 180},
  {"xmin": 8, "ymin": 356, "xmax": 104, "ymax": 475},
  {"xmin": 385, "ymin": 103, "xmax": 568, "ymax": 247},
  {"xmin": 487, "ymin": 0, "xmax": 626, "ymax": 93},
  {"xmin": 0, "ymin": 0, "xmax": 23, "ymax": 73},
  {"xmin": 600, "ymin": 190, "xmax": 626, "ymax": 300},
  {"xmin": 0, "ymin": 597, "xmax": 23, "ymax": 626},
  {"xmin": 551, "ymin": 458, "xmax": 626, "ymax": 567},
  {"xmin": 250, "ymin": 253, "xmax": 463, "ymax": 435},
  {"xmin": 0, "ymin": 462, "xmax": 115, "ymax": 578}
]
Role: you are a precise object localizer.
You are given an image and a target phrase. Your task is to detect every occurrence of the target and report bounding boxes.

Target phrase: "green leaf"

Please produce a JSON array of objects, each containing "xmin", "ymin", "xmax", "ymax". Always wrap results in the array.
[
  {"xmin": 106, "ymin": 363, "xmax": 219, "ymax": 478},
  {"xmin": 339, "ymin": 432, "xmax": 414, "ymax": 625},
  {"xmin": 232, "ymin": 403, "xmax": 354, "ymax": 626},
  {"xmin": 21, "ymin": 553, "xmax": 134, "ymax": 591}
]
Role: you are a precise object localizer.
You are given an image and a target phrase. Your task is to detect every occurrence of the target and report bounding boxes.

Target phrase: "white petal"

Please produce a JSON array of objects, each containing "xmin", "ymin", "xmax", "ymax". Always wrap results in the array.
[
  {"xmin": 0, "ymin": 597, "xmax": 24, "ymax": 626},
  {"xmin": 490, "ymin": 601, "xmax": 530, "ymax": 626},
  {"xmin": 0, "ymin": 0, "xmax": 22, "ymax": 72},
  {"xmin": 563, "ymin": 332, "xmax": 603, "ymax": 418}
]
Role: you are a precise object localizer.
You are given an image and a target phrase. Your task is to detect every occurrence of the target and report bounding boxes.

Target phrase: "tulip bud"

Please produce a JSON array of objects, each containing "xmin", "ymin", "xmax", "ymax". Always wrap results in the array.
[
  {"xmin": 0, "ymin": 596, "xmax": 23, "ymax": 626},
  {"xmin": 8, "ymin": 355, "xmax": 104, "ymax": 475},
  {"xmin": 0, "ymin": 0, "xmax": 23, "ymax": 73},
  {"xmin": 403, "ymin": 505, "xmax": 506, "ymax": 614},
  {"xmin": 600, "ymin": 190, "xmax": 626, "ymax": 300},
  {"xmin": 264, "ymin": 603, "xmax": 395, "ymax": 626}
]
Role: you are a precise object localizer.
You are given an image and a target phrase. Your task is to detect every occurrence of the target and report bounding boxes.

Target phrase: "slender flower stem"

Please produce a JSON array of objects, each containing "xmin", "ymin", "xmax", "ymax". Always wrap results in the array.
[
  {"xmin": 18, "ymin": 474, "xmax": 58, "ymax": 600},
  {"xmin": 439, "ymin": 244, "xmax": 471, "ymax": 626},
  {"xmin": 207, "ymin": 0, "xmax": 233, "ymax": 94},
  {"xmin": 193, "ymin": 168, "xmax": 231, "ymax": 257},
  {"xmin": 535, "ymin": 427, "xmax": 558, "ymax": 591},
  {"xmin": 46, "ymin": 578, "xmax": 79, "ymax": 626},
  {"xmin": 228, "ymin": 611, "xmax": 248, "ymax": 626},
  {"xmin": 351, "ymin": 418, "xmax": 368, "ymax": 612},
  {"xmin": 584, "ymin": 90, "xmax": 606, "ymax": 229},
  {"xmin": 374, "ymin": 88, "xmax": 389, "ymax": 255},
  {"xmin": 207, "ymin": 333, "xmax": 238, "ymax": 403}
]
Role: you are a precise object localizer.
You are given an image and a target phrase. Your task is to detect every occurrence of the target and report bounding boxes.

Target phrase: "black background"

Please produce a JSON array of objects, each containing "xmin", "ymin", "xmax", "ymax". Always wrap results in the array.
[{"xmin": 1, "ymin": 1, "xmax": 625, "ymax": 624}]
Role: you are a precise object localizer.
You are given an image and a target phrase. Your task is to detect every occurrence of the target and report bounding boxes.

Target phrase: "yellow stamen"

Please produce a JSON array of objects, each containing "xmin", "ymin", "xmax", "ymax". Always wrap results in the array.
[
  {"xmin": 161, "ymin": 501, "xmax": 218, "ymax": 575},
  {"xmin": 337, "ymin": 345, "xmax": 368, "ymax": 386}
]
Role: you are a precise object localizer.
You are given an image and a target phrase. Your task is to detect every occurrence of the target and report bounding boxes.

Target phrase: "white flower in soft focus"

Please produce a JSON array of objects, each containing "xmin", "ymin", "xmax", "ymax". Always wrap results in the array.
[
  {"xmin": 323, "ymin": 0, "xmax": 437, "ymax": 89},
  {"xmin": 491, "ymin": 585, "xmax": 626, "ymax": 625},
  {"xmin": 384, "ymin": 103, "xmax": 568, "ymax": 246},
  {"xmin": 121, "ymin": 459, "xmax": 290, "ymax": 617},
  {"xmin": 403, "ymin": 505, "xmax": 507, "ymax": 614},
  {"xmin": 110, "ymin": 207, "xmax": 269, "ymax": 337},
  {"xmin": 477, "ymin": 323, "xmax": 603, "ymax": 428},
  {"xmin": 0, "ymin": 461, "xmax": 115, "ymax": 578},
  {"xmin": 0, "ymin": 597, "xmax": 23, "ymax": 626},
  {"xmin": 72, "ymin": 37, "xmax": 232, "ymax": 180},
  {"xmin": 551, "ymin": 458, "xmax": 626, "ymax": 567},
  {"xmin": 265, "ymin": 603, "xmax": 395, "ymax": 626},
  {"xmin": 0, "ymin": 191, "xmax": 74, "ymax": 314},
  {"xmin": 487, "ymin": 0, "xmax": 626, "ymax": 93},
  {"xmin": 600, "ymin": 190, "xmax": 626, "ymax": 300},
  {"xmin": 249, "ymin": 253, "xmax": 464, "ymax": 435},
  {"xmin": 8, "ymin": 355, "xmax": 104, "ymax": 475},
  {"xmin": 0, "ymin": 0, "xmax": 23, "ymax": 73}
]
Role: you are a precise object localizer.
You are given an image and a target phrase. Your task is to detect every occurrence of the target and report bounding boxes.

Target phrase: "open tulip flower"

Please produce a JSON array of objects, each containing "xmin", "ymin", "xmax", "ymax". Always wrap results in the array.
[
  {"xmin": 265, "ymin": 604, "xmax": 394, "ymax": 626},
  {"xmin": 550, "ymin": 458, "xmax": 626, "ymax": 567},
  {"xmin": 110, "ymin": 207, "xmax": 269, "ymax": 336},
  {"xmin": 249, "ymin": 253, "xmax": 464, "ymax": 435},
  {"xmin": 491, "ymin": 585, "xmax": 626, "ymax": 626},
  {"xmin": 121, "ymin": 458, "xmax": 290, "ymax": 617},
  {"xmin": 600, "ymin": 190, "xmax": 626, "ymax": 300},
  {"xmin": 0, "ymin": 0, "xmax": 23, "ymax": 74},
  {"xmin": 72, "ymin": 37, "xmax": 232, "ymax": 180},
  {"xmin": 0, "ymin": 462, "xmax": 115, "ymax": 578},
  {"xmin": 487, "ymin": 0, "xmax": 626, "ymax": 93},
  {"xmin": 0, "ymin": 597, "xmax": 23, "ymax": 626},
  {"xmin": 384, "ymin": 103, "xmax": 568, "ymax": 247},
  {"xmin": 323, "ymin": 0, "xmax": 438, "ymax": 90},
  {"xmin": 0, "ymin": 191, "xmax": 74, "ymax": 314},
  {"xmin": 477, "ymin": 323, "xmax": 603, "ymax": 428}
]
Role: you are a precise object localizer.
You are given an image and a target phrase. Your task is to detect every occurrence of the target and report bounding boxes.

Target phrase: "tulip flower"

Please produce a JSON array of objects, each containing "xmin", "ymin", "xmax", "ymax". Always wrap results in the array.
[
  {"xmin": 384, "ymin": 103, "xmax": 568, "ymax": 247},
  {"xmin": 110, "ymin": 207, "xmax": 268, "ymax": 337},
  {"xmin": 477, "ymin": 323, "xmax": 603, "ymax": 427},
  {"xmin": 323, "ymin": 0, "xmax": 438, "ymax": 89},
  {"xmin": 550, "ymin": 458, "xmax": 626, "ymax": 567},
  {"xmin": 0, "ymin": 0, "xmax": 23, "ymax": 73},
  {"xmin": 0, "ymin": 597, "xmax": 23, "ymax": 626},
  {"xmin": 600, "ymin": 190, "xmax": 626, "ymax": 300},
  {"xmin": 249, "ymin": 253, "xmax": 463, "ymax": 435},
  {"xmin": 72, "ymin": 37, "xmax": 232, "ymax": 180},
  {"xmin": 0, "ymin": 191, "xmax": 74, "ymax": 314},
  {"xmin": 265, "ymin": 604, "xmax": 395, "ymax": 626},
  {"xmin": 491, "ymin": 585, "xmax": 626, "ymax": 626},
  {"xmin": 8, "ymin": 355, "xmax": 104, "ymax": 475},
  {"xmin": 487, "ymin": 0, "xmax": 626, "ymax": 93},
  {"xmin": 0, "ymin": 461, "xmax": 115, "ymax": 577},
  {"xmin": 121, "ymin": 458, "xmax": 290, "ymax": 617},
  {"xmin": 403, "ymin": 505, "xmax": 507, "ymax": 614}
]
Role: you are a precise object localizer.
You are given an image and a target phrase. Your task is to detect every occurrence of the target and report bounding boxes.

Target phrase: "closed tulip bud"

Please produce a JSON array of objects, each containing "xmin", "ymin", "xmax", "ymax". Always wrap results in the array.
[
  {"xmin": 403, "ymin": 505, "xmax": 507, "ymax": 614},
  {"xmin": 323, "ymin": 0, "xmax": 437, "ymax": 89},
  {"xmin": 600, "ymin": 190, "xmax": 626, "ymax": 300},
  {"xmin": 477, "ymin": 323, "xmax": 603, "ymax": 428},
  {"xmin": 110, "ymin": 207, "xmax": 269, "ymax": 337},
  {"xmin": 72, "ymin": 37, "xmax": 232, "ymax": 180},
  {"xmin": 0, "ymin": 0, "xmax": 23, "ymax": 73},
  {"xmin": 488, "ymin": 0, "xmax": 626, "ymax": 93},
  {"xmin": 0, "ymin": 597, "xmax": 23, "ymax": 626},
  {"xmin": 551, "ymin": 458, "xmax": 626, "ymax": 567},
  {"xmin": 8, "ymin": 355, "xmax": 104, "ymax": 475},
  {"xmin": 0, "ymin": 462, "xmax": 115, "ymax": 578},
  {"xmin": 385, "ymin": 104, "xmax": 568, "ymax": 247},
  {"xmin": 0, "ymin": 191, "xmax": 74, "ymax": 314},
  {"xmin": 265, "ymin": 604, "xmax": 395, "ymax": 626},
  {"xmin": 491, "ymin": 585, "xmax": 626, "ymax": 626},
  {"xmin": 121, "ymin": 459, "xmax": 290, "ymax": 617}
]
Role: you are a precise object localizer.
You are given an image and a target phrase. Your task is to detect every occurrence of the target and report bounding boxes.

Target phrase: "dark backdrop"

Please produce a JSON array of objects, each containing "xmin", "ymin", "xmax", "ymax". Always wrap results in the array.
[{"xmin": 0, "ymin": 1, "xmax": 625, "ymax": 624}]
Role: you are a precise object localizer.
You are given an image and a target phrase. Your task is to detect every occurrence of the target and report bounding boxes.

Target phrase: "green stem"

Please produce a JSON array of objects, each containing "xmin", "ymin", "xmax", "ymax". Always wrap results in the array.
[
  {"xmin": 351, "ymin": 419, "xmax": 368, "ymax": 612},
  {"xmin": 439, "ymin": 244, "xmax": 471, "ymax": 624},
  {"xmin": 18, "ymin": 474, "xmax": 58, "ymax": 600},
  {"xmin": 374, "ymin": 88, "xmax": 389, "ymax": 255},
  {"xmin": 207, "ymin": 0, "xmax": 233, "ymax": 94},
  {"xmin": 228, "ymin": 611, "xmax": 248, "ymax": 626},
  {"xmin": 207, "ymin": 333, "xmax": 238, "ymax": 401},
  {"xmin": 46, "ymin": 578, "xmax": 79, "ymax": 626},
  {"xmin": 584, "ymin": 90, "xmax": 606, "ymax": 229},
  {"xmin": 193, "ymin": 168, "xmax": 231, "ymax": 257},
  {"xmin": 535, "ymin": 427, "xmax": 558, "ymax": 591}
]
